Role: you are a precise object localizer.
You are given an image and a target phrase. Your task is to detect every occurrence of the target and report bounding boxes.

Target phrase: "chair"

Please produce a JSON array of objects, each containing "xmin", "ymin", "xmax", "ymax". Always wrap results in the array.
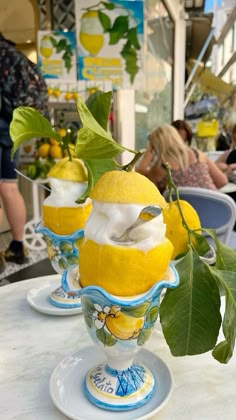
[{"xmin": 165, "ymin": 187, "xmax": 236, "ymax": 246}]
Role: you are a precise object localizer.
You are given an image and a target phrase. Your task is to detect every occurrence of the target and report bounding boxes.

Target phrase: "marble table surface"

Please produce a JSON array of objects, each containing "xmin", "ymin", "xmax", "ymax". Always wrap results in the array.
[{"xmin": 0, "ymin": 275, "xmax": 235, "ymax": 420}]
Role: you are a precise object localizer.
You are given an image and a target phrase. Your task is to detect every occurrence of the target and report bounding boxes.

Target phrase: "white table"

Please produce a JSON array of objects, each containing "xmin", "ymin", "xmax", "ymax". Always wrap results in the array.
[{"xmin": 0, "ymin": 275, "xmax": 235, "ymax": 420}]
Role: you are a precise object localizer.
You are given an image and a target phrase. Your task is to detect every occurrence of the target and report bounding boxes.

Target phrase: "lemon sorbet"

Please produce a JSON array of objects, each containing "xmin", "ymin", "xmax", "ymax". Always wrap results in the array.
[
  {"xmin": 42, "ymin": 157, "xmax": 92, "ymax": 235},
  {"xmin": 79, "ymin": 170, "xmax": 173, "ymax": 296}
]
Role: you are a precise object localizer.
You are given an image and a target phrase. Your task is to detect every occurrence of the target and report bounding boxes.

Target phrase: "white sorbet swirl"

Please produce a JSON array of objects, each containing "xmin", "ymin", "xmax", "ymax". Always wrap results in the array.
[
  {"xmin": 84, "ymin": 201, "xmax": 166, "ymax": 252},
  {"xmin": 43, "ymin": 177, "xmax": 89, "ymax": 207}
]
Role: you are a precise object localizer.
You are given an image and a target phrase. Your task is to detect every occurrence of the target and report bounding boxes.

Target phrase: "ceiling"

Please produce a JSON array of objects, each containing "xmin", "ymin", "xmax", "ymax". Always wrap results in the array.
[{"xmin": 0, "ymin": 0, "xmax": 38, "ymax": 45}]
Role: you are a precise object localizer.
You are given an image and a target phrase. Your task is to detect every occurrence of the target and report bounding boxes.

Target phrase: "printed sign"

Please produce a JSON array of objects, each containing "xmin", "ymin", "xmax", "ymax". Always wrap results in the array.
[
  {"xmin": 38, "ymin": 31, "xmax": 77, "ymax": 80},
  {"xmin": 75, "ymin": 0, "xmax": 144, "ymax": 89}
]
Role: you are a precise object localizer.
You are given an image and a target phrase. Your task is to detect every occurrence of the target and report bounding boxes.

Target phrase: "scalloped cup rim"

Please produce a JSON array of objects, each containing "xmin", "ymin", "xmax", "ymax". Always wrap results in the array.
[
  {"xmin": 34, "ymin": 220, "xmax": 84, "ymax": 239},
  {"xmin": 81, "ymin": 263, "xmax": 179, "ymax": 306}
]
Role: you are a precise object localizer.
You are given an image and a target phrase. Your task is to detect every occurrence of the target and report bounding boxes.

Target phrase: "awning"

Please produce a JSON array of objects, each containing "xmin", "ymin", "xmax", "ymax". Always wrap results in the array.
[{"xmin": 186, "ymin": 59, "xmax": 235, "ymax": 102}]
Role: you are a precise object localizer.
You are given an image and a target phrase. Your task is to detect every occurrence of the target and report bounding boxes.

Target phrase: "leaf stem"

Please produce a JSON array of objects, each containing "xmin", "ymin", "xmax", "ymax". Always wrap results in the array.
[{"xmin": 121, "ymin": 151, "xmax": 144, "ymax": 172}]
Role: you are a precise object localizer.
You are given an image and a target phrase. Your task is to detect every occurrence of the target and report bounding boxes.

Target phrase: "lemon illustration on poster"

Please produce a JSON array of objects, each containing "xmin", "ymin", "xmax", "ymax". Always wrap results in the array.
[
  {"xmin": 38, "ymin": 30, "xmax": 77, "ymax": 80},
  {"xmin": 75, "ymin": 0, "xmax": 144, "ymax": 89}
]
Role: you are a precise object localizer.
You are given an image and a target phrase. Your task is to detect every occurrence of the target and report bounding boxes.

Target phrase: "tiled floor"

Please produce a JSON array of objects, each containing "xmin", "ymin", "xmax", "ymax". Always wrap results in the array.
[{"xmin": 0, "ymin": 230, "xmax": 47, "ymax": 286}]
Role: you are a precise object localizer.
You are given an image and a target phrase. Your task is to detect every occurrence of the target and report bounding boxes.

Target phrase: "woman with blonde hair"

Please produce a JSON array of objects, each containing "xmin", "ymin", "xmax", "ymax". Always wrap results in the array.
[{"xmin": 136, "ymin": 125, "xmax": 227, "ymax": 193}]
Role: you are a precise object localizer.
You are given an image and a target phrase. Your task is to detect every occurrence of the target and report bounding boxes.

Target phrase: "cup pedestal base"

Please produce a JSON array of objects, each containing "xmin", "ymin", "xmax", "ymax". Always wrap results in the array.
[
  {"xmin": 84, "ymin": 362, "xmax": 155, "ymax": 411},
  {"xmin": 49, "ymin": 269, "xmax": 82, "ymax": 309}
]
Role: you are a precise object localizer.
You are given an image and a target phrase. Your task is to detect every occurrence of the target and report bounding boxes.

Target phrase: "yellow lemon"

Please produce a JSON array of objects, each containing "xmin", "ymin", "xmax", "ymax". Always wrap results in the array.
[
  {"xmin": 38, "ymin": 143, "xmax": 50, "ymax": 158},
  {"xmin": 79, "ymin": 170, "xmax": 173, "ymax": 296},
  {"xmin": 90, "ymin": 170, "xmax": 168, "ymax": 207},
  {"xmin": 49, "ymin": 145, "xmax": 63, "ymax": 159},
  {"xmin": 79, "ymin": 238, "xmax": 173, "ymax": 296},
  {"xmin": 79, "ymin": 10, "xmax": 104, "ymax": 55},
  {"xmin": 43, "ymin": 203, "xmax": 92, "ymax": 235},
  {"xmin": 163, "ymin": 200, "xmax": 201, "ymax": 260},
  {"xmin": 105, "ymin": 306, "xmax": 144, "ymax": 340},
  {"xmin": 47, "ymin": 157, "xmax": 87, "ymax": 182}
]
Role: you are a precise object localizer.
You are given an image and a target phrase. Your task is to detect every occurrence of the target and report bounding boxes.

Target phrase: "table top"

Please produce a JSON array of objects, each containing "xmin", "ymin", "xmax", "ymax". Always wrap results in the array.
[{"xmin": 0, "ymin": 275, "xmax": 235, "ymax": 420}]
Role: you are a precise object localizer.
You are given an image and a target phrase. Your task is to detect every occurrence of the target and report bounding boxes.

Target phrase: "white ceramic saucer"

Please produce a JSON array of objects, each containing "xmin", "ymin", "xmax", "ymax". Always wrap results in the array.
[
  {"xmin": 27, "ymin": 275, "xmax": 82, "ymax": 316},
  {"xmin": 50, "ymin": 345, "xmax": 173, "ymax": 420}
]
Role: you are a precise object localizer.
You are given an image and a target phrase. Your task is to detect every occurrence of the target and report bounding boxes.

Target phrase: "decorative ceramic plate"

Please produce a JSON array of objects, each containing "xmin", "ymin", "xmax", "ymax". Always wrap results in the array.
[
  {"xmin": 27, "ymin": 275, "xmax": 82, "ymax": 316},
  {"xmin": 50, "ymin": 345, "xmax": 173, "ymax": 420}
]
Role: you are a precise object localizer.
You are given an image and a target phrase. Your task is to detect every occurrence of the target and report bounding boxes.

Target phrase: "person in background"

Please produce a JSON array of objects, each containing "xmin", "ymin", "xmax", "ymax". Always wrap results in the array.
[
  {"xmin": 0, "ymin": 33, "xmax": 48, "ymax": 265},
  {"xmin": 136, "ymin": 124, "xmax": 227, "ymax": 194},
  {"xmin": 215, "ymin": 124, "xmax": 231, "ymax": 151},
  {"xmin": 172, "ymin": 119, "xmax": 193, "ymax": 146},
  {"xmin": 215, "ymin": 124, "xmax": 236, "ymax": 180}
]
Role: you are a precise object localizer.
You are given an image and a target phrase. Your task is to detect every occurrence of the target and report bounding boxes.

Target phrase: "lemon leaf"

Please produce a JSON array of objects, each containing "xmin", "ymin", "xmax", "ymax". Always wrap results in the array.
[
  {"xmin": 160, "ymin": 249, "xmax": 221, "ymax": 356},
  {"xmin": 209, "ymin": 267, "xmax": 236, "ymax": 363},
  {"xmin": 76, "ymin": 158, "xmax": 117, "ymax": 203},
  {"xmin": 85, "ymin": 90, "xmax": 112, "ymax": 131},
  {"xmin": 10, "ymin": 107, "xmax": 61, "ymax": 154},
  {"xmin": 76, "ymin": 94, "xmax": 133, "ymax": 158},
  {"xmin": 98, "ymin": 11, "xmax": 111, "ymax": 32}
]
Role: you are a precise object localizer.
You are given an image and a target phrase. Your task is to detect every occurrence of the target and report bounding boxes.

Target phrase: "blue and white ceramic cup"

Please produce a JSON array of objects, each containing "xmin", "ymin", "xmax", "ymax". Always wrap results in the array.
[
  {"xmin": 35, "ymin": 221, "xmax": 83, "ymax": 308},
  {"xmin": 80, "ymin": 264, "xmax": 179, "ymax": 411}
]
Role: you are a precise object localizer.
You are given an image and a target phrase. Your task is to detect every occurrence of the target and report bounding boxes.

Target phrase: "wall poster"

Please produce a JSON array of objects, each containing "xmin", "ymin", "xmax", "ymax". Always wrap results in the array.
[
  {"xmin": 75, "ymin": 0, "xmax": 144, "ymax": 89},
  {"xmin": 38, "ymin": 30, "xmax": 77, "ymax": 80}
]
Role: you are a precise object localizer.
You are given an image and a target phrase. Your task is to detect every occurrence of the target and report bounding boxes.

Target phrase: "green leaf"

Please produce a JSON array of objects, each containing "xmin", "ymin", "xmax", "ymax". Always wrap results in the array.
[
  {"xmin": 192, "ymin": 231, "xmax": 211, "ymax": 257},
  {"xmin": 10, "ymin": 107, "xmax": 61, "ymax": 154},
  {"xmin": 85, "ymin": 90, "xmax": 112, "ymax": 131},
  {"xmin": 209, "ymin": 267, "xmax": 236, "ymax": 363},
  {"xmin": 122, "ymin": 302, "xmax": 150, "ymax": 318},
  {"xmin": 126, "ymin": 27, "xmax": 141, "ymax": 50},
  {"xmin": 76, "ymin": 158, "xmax": 117, "ymax": 203},
  {"xmin": 120, "ymin": 41, "xmax": 139, "ymax": 84},
  {"xmin": 102, "ymin": 1, "xmax": 115, "ymax": 10},
  {"xmin": 145, "ymin": 306, "xmax": 159, "ymax": 324},
  {"xmin": 58, "ymin": 258, "xmax": 67, "ymax": 270},
  {"xmin": 96, "ymin": 328, "xmax": 117, "ymax": 346},
  {"xmin": 75, "ymin": 95, "xmax": 132, "ymax": 159},
  {"xmin": 98, "ymin": 11, "xmax": 111, "ymax": 32},
  {"xmin": 137, "ymin": 328, "xmax": 152, "ymax": 346},
  {"xmin": 109, "ymin": 16, "xmax": 129, "ymax": 45},
  {"xmin": 82, "ymin": 297, "xmax": 95, "ymax": 318},
  {"xmin": 60, "ymin": 242, "xmax": 73, "ymax": 253},
  {"xmin": 160, "ymin": 249, "xmax": 221, "ymax": 356},
  {"xmin": 66, "ymin": 256, "xmax": 78, "ymax": 266}
]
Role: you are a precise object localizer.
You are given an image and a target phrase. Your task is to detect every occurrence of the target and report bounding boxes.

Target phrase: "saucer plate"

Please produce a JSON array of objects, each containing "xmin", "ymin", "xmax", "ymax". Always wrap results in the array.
[
  {"xmin": 27, "ymin": 275, "xmax": 82, "ymax": 316},
  {"xmin": 50, "ymin": 345, "xmax": 173, "ymax": 420}
]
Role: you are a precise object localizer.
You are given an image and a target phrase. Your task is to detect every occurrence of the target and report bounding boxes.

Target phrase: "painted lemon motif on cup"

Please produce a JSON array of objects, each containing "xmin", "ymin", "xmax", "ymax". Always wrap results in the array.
[
  {"xmin": 105, "ymin": 306, "xmax": 144, "ymax": 340},
  {"xmin": 79, "ymin": 10, "xmax": 104, "ymax": 55}
]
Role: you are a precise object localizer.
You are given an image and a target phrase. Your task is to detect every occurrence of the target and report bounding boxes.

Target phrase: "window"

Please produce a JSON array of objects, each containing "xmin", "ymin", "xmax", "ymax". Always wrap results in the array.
[{"xmin": 135, "ymin": 0, "xmax": 174, "ymax": 150}]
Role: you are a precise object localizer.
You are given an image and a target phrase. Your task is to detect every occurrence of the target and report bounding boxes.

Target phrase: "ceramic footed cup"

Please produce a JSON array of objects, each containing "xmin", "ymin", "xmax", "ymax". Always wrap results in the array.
[
  {"xmin": 35, "ymin": 222, "xmax": 83, "ymax": 308},
  {"xmin": 80, "ymin": 264, "xmax": 179, "ymax": 411}
]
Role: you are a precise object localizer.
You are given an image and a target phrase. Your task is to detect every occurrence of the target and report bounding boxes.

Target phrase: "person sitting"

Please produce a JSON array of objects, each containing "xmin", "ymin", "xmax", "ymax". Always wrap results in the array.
[
  {"xmin": 172, "ymin": 119, "xmax": 193, "ymax": 146},
  {"xmin": 215, "ymin": 124, "xmax": 236, "ymax": 180},
  {"xmin": 136, "ymin": 124, "xmax": 228, "ymax": 193}
]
